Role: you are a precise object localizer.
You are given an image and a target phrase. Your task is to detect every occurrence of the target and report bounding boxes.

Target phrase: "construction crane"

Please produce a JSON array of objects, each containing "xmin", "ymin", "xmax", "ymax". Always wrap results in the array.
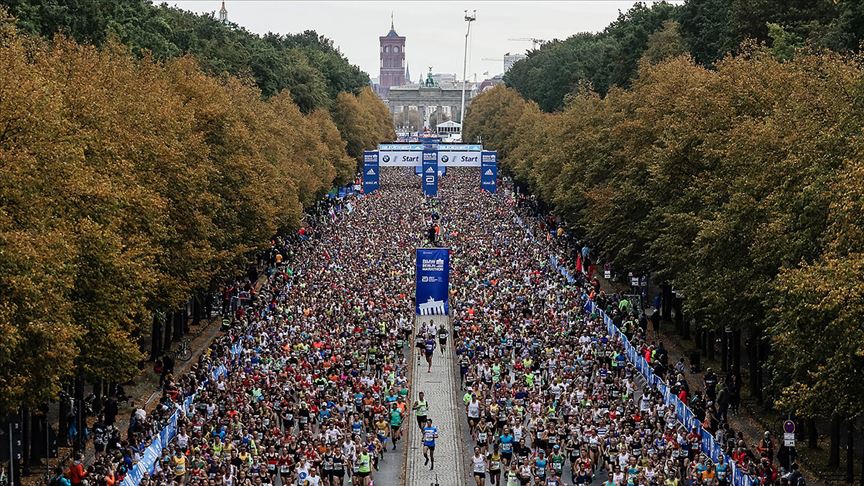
[{"xmin": 508, "ymin": 37, "xmax": 545, "ymax": 49}]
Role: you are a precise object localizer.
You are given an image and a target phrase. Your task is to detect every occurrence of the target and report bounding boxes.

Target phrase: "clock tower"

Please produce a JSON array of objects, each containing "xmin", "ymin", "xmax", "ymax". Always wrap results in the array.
[{"xmin": 378, "ymin": 15, "xmax": 405, "ymax": 98}]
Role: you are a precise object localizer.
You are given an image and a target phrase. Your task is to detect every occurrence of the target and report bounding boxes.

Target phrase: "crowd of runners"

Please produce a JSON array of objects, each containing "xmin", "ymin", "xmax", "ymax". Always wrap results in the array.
[{"xmin": 53, "ymin": 166, "xmax": 790, "ymax": 486}]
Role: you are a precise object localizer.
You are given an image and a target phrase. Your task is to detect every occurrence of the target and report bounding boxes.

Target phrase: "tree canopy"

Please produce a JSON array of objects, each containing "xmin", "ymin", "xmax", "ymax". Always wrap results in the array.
[
  {"xmin": 0, "ymin": 9, "xmax": 392, "ymax": 414},
  {"xmin": 0, "ymin": 0, "xmax": 370, "ymax": 110},
  {"xmin": 467, "ymin": 46, "xmax": 864, "ymax": 420},
  {"xmin": 505, "ymin": 0, "xmax": 864, "ymax": 112}
]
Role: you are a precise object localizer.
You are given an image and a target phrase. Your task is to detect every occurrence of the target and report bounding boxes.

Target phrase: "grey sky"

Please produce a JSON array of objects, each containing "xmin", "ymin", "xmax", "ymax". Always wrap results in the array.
[{"xmin": 165, "ymin": 1, "xmax": 668, "ymax": 80}]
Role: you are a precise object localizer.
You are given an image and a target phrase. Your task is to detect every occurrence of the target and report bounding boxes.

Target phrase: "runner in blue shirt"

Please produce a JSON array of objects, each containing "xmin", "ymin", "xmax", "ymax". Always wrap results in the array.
[
  {"xmin": 499, "ymin": 428, "xmax": 515, "ymax": 464},
  {"xmin": 422, "ymin": 418, "xmax": 439, "ymax": 470}
]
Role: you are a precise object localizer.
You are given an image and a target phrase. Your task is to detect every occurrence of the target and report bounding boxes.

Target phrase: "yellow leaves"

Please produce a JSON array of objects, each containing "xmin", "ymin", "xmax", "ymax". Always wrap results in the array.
[
  {"xmin": 331, "ymin": 87, "xmax": 394, "ymax": 160},
  {"xmin": 0, "ymin": 24, "xmax": 378, "ymax": 414}
]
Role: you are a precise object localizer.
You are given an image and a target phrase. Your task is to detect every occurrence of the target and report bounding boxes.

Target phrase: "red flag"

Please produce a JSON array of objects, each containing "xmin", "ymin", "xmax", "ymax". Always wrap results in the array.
[{"xmin": 575, "ymin": 253, "xmax": 583, "ymax": 274}]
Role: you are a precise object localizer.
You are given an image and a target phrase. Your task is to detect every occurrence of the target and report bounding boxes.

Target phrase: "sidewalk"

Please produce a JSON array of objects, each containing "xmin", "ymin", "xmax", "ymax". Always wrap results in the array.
[
  {"xmin": 23, "ymin": 274, "xmax": 269, "ymax": 485},
  {"xmin": 405, "ymin": 315, "xmax": 465, "ymax": 486}
]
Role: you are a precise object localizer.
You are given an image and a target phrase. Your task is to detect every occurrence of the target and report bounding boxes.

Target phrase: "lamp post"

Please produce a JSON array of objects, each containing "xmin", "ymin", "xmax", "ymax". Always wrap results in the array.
[{"xmin": 459, "ymin": 9, "xmax": 476, "ymax": 131}]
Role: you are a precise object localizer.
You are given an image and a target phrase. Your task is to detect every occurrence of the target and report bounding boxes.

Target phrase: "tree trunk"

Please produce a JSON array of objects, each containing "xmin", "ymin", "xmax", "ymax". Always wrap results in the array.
[
  {"xmin": 150, "ymin": 313, "xmax": 162, "ymax": 361},
  {"xmin": 847, "ymin": 419, "xmax": 855, "ymax": 483},
  {"xmin": 183, "ymin": 301, "xmax": 190, "ymax": 334},
  {"xmin": 860, "ymin": 424, "xmax": 864, "ymax": 486},
  {"xmin": 73, "ymin": 375, "xmax": 85, "ymax": 453},
  {"xmin": 173, "ymin": 308, "xmax": 183, "ymax": 341},
  {"xmin": 749, "ymin": 328, "xmax": 762, "ymax": 403},
  {"xmin": 192, "ymin": 294, "xmax": 202, "ymax": 326},
  {"xmin": 672, "ymin": 295, "xmax": 684, "ymax": 336},
  {"xmin": 829, "ymin": 414, "xmax": 841, "ymax": 468},
  {"xmin": 806, "ymin": 418, "xmax": 818, "ymax": 449},
  {"xmin": 58, "ymin": 383, "xmax": 69, "ymax": 446},
  {"xmin": 707, "ymin": 331, "xmax": 716, "ymax": 361},
  {"xmin": 760, "ymin": 339, "xmax": 771, "ymax": 409},
  {"xmin": 661, "ymin": 284, "xmax": 672, "ymax": 321},
  {"xmin": 206, "ymin": 292, "xmax": 213, "ymax": 320},
  {"xmin": 732, "ymin": 329, "xmax": 742, "ymax": 377},
  {"xmin": 163, "ymin": 311, "xmax": 173, "ymax": 350}
]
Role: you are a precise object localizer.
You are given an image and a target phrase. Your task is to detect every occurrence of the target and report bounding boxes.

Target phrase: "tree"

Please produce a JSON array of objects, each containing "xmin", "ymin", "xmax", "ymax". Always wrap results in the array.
[
  {"xmin": 463, "ymin": 86, "xmax": 534, "ymax": 162},
  {"xmin": 331, "ymin": 87, "xmax": 394, "ymax": 160},
  {"xmin": 1, "ymin": 0, "xmax": 370, "ymax": 109},
  {"xmin": 767, "ymin": 22, "xmax": 803, "ymax": 60},
  {"xmin": 428, "ymin": 108, "xmax": 450, "ymax": 131},
  {"xmin": 642, "ymin": 20, "xmax": 688, "ymax": 64},
  {"xmin": 0, "ymin": 4, "xmax": 393, "ymax": 415},
  {"xmin": 677, "ymin": 0, "xmax": 736, "ymax": 65},
  {"xmin": 394, "ymin": 109, "xmax": 422, "ymax": 132}
]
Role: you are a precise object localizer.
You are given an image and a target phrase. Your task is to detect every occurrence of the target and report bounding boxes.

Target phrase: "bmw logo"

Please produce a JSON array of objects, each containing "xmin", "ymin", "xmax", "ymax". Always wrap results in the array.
[
  {"xmin": 441, "ymin": 155, "xmax": 449, "ymax": 162},
  {"xmin": 382, "ymin": 155, "xmax": 390, "ymax": 162}
]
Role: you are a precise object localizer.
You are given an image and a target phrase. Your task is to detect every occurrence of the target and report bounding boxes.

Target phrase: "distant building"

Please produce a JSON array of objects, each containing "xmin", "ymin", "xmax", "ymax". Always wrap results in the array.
[
  {"xmin": 218, "ymin": 1, "xmax": 228, "ymax": 23},
  {"xmin": 504, "ymin": 52, "xmax": 526, "ymax": 73},
  {"xmin": 478, "ymin": 75, "xmax": 505, "ymax": 92},
  {"xmin": 431, "ymin": 73, "xmax": 457, "ymax": 86},
  {"xmin": 378, "ymin": 16, "xmax": 406, "ymax": 98}
]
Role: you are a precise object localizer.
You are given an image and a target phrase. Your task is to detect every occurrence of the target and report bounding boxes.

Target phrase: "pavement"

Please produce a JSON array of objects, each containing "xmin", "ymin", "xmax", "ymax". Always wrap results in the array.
[{"xmin": 405, "ymin": 315, "xmax": 465, "ymax": 486}]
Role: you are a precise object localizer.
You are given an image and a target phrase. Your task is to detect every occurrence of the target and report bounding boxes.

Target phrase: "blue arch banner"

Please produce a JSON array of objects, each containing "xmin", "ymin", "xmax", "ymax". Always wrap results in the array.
[
  {"xmin": 481, "ymin": 150, "xmax": 497, "ymax": 193},
  {"xmin": 422, "ymin": 149, "xmax": 438, "ymax": 196},
  {"xmin": 362, "ymin": 151, "xmax": 379, "ymax": 194}
]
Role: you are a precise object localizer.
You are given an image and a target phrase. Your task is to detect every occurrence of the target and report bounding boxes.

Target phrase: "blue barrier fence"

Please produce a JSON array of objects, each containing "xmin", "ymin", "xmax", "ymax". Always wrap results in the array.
[
  {"xmin": 516, "ymin": 212, "xmax": 756, "ymax": 486},
  {"xmin": 583, "ymin": 298, "xmax": 756, "ymax": 486},
  {"xmin": 120, "ymin": 342, "xmax": 242, "ymax": 486}
]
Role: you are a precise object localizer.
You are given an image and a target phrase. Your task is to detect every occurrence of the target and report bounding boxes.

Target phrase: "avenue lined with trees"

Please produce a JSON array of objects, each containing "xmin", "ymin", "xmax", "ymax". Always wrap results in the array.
[
  {"xmin": 0, "ymin": 0, "xmax": 393, "ymax": 450},
  {"xmin": 467, "ymin": 0, "xmax": 864, "ymax": 481}
]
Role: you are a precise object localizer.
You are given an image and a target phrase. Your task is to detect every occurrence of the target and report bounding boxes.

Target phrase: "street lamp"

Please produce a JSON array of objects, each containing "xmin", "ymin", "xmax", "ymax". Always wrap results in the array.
[{"xmin": 459, "ymin": 9, "xmax": 476, "ymax": 132}]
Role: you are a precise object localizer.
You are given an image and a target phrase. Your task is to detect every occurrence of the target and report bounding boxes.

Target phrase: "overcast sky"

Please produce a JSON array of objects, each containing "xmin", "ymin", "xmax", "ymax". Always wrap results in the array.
[{"xmin": 165, "ymin": 1, "xmax": 675, "ymax": 80}]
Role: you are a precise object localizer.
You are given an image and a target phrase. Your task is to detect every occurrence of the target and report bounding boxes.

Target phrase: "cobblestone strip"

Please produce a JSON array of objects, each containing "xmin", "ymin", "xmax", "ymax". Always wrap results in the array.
[{"xmin": 405, "ymin": 315, "xmax": 465, "ymax": 486}]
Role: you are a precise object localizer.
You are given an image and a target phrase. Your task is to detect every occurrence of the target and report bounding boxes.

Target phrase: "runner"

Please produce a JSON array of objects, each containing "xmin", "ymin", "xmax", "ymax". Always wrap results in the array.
[
  {"xmin": 412, "ymin": 391, "xmax": 430, "ymax": 431},
  {"xmin": 422, "ymin": 418, "xmax": 439, "ymax": 470},
  {"xmin": 472, "ymin": 446, "xmax": 489, "ymax": 485},
  {"xmin": 437, "ymin": 322, "xmax": 448, "ymax": 355}
]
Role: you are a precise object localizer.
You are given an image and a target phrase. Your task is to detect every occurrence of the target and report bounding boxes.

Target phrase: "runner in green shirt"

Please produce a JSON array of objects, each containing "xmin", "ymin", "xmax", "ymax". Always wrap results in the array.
[{"xmin": 389, "ymin": 403, "xmax": 403, "ymax": 450}]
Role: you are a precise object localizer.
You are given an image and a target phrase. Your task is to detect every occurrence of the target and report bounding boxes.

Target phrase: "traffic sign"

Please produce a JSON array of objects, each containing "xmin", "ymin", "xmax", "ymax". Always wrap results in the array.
[{"xmin": 783, "ymin": 420, "xmax": 796, "ymax": 447}]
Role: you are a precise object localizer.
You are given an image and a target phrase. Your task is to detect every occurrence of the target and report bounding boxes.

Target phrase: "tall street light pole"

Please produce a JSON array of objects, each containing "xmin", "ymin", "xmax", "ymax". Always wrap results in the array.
[{"xmin": 459, "ymin": 9, "xmax": 476, "ymax": 133}]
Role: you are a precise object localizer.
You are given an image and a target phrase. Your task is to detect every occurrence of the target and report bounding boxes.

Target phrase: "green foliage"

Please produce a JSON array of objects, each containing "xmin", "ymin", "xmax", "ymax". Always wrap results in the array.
[
  {"xmin": 507, "ymin": 0, "xmax": 864, "ymax": 112},
  {"xmin": 766, "ymin": 22, "xmax": 802, "ymax": 60},
  {"xmin": 0, "ymin": 15, "xmax": 392, "ymax": 414},
  {"xmin": 642, "ymin": 20, "xmax": 688, "ymax": 64},
  {"xmin": 504, "ymin": 1, "xmax": 679, "ymax": 111},
  {"xmin": 0, "ymin": 0, "xmax": 369, "ymax": 110},
  {"xmin": 472, "ymin": 46, "xmax": 864, "ymax": 419},
  {"xmin": 332, "ymin": 87, "xmax": 395, "ymax": 161}
]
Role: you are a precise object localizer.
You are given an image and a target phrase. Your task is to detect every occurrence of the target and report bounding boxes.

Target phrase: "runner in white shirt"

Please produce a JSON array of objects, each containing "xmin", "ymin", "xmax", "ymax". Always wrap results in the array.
[{"xmin": 472, "ymin": 447, "xmax": 488, "ymax": 486}]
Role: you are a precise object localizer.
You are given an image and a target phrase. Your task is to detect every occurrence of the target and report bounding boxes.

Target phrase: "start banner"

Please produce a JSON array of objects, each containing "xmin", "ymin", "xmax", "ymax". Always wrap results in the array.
[
  {"xmin": 438, "ymin": 151, "xmax": 481, "ymax": 167},
  {"xmin": 379, "ymin": 151, "xmax": 423, "ymax": 166}
]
